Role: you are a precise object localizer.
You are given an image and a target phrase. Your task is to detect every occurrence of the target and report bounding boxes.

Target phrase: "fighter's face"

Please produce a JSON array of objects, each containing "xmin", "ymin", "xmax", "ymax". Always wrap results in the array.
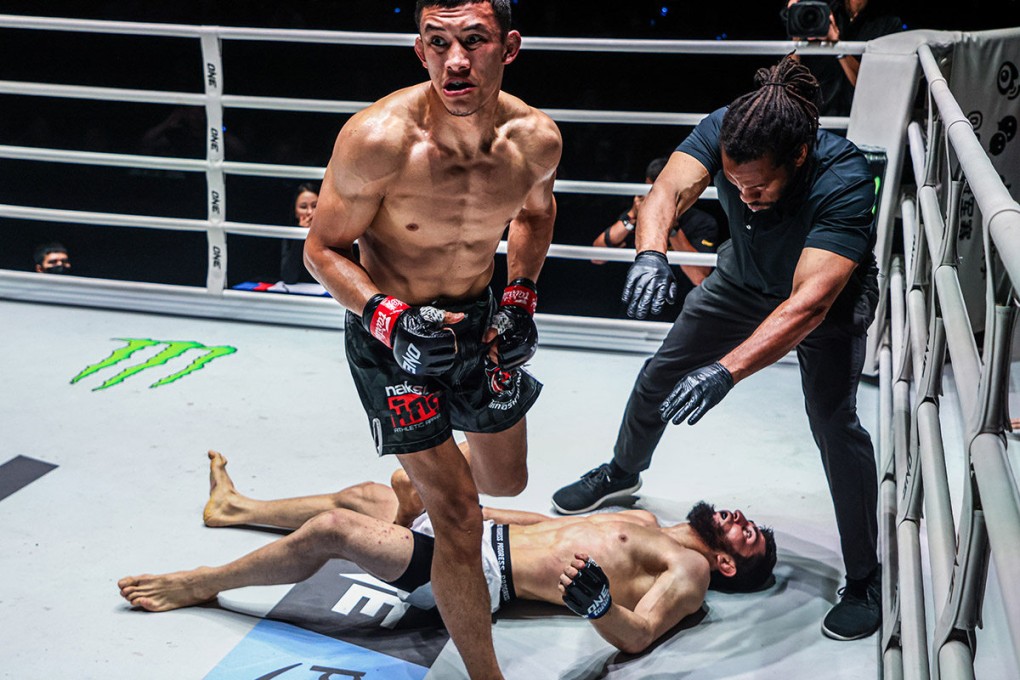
[
  {"xmin": 714, "ymin": 508, "xmax": 766, "ymax": 560},
  {"xmin": 721, "ymin": 150, "xmax": 796, "ymax": 212},
  {"xmin": 687, "ymin": 501, "xmax": 765, "ymax": 560},
  {"xmin": 414, "ymin": 3, "xmax": 521, "ymax": 117}
]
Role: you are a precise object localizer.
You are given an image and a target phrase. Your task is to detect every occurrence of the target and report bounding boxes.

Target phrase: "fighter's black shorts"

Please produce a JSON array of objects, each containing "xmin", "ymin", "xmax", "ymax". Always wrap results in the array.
[{"xmin": 345, "ymin": 290, "xmax": 542, "ymax": 455}]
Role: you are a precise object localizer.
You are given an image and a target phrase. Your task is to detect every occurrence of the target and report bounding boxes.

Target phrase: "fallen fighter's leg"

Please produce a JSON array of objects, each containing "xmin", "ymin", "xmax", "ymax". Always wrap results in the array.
[
  {"xmin": 202, "ymin": 450, "xmax": 399, "ymax": 529},
  {"xmin": 120, "ymin": 506, "xmax": 414, "ymax": 612}
]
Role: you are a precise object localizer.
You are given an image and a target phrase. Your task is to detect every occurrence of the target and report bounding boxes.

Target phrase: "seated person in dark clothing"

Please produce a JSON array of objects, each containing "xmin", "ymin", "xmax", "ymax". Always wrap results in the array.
[
  {"xmin": 280, "ymin": 182, "xmax": 320, "ymax": 285},
  {"xmin": 785, "ymin": 0, "xmax": 903, "ymax": 116}
]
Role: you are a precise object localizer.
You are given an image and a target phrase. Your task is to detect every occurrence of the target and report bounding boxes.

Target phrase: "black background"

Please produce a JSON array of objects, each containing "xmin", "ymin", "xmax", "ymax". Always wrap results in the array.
[{"xmin": 0, "ymin": 0, "xmax": 1016, "ymax": 317}]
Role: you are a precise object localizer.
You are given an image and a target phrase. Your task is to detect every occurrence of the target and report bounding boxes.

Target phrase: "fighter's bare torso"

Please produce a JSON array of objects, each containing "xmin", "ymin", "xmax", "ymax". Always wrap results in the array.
[
  {"xmin": 509, "ymin": 510, "xmax": 710, "ymax": 610},
  {"xmin": 313, "ymin": 82, "xmax": 560, "ymax": 307}
]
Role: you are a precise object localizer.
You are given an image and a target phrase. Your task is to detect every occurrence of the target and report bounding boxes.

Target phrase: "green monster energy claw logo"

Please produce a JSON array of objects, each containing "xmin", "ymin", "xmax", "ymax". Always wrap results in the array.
[{"xmin": 71, "ymin": 338, "xmax": 237, "ymax": 391}]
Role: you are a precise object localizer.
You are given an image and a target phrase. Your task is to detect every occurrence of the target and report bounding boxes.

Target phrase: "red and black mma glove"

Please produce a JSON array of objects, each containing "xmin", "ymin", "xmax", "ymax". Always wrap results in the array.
[
  {"xmin": 489, "ymin": 278, "xmax": 539, "ymax": 369},
  {"xmin": 562, "ymin": 557, "xmax": 613, "ymax": 619},
  {"xmin": 362, "ymin": 293, "xmax": 456, "ymax": 377}
]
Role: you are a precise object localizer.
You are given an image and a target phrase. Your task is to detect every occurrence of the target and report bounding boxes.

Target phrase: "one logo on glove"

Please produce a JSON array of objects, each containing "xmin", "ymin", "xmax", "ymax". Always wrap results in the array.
[
  {"xmin": 585, "ymin": 590, "xmax": 611, "ymax": 618},
  {"xmin": 562, "ymin": 557, "xmax": 613, "ymax": 620},
  {"xmin": 399, "ymin": 343, "xmax": 423, "ymax": 374}
]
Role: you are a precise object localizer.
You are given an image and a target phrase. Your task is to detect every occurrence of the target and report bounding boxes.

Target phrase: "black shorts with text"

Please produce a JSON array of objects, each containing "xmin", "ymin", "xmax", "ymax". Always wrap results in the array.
[{"xmin": 345, "ymin": 291, "xmax": 542, "ymax": 455}]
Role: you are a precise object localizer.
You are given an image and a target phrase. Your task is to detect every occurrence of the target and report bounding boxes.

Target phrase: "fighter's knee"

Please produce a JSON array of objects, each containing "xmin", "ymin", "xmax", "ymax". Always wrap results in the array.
[
  {"xmin": 342, "ymin": 481, "xmax": 383, "ymax": 503},
  {"xmin": 305, "ymin": 508, "xmax": 354, "ymax": 538},
  {"xmin": 357, "ymin": 481, "xmax": 394, "ymax": 505},
  {"xmin": 478, "ymin": 468, "xmax": 528, "ymax": 497},
  {"xmin": 425, "ymin": 495, "xmax": 483, "ymax": 533}
]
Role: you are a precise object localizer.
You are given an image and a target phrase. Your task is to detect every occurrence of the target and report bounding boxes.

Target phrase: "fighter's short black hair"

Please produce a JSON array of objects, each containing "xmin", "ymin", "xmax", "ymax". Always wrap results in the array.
[{"xmin": 414, "ymin": 0, "xmax": 512, "ymax": 36}]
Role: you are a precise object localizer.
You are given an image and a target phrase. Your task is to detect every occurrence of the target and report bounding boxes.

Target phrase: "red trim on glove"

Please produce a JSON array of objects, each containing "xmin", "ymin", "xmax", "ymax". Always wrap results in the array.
[
  {"xmin": 369, "ymin": 296, "xmax": 410, "ymax": 348},
  {"xmin": 501, "ymin": 284, "xmax": 538, "ymax": 316}
]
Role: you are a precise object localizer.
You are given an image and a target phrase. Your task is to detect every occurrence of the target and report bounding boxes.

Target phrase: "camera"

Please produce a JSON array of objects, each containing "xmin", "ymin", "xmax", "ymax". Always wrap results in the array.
[{"xmin": 784, "ymin": 0, "xmax": 832, "ymax": 38}]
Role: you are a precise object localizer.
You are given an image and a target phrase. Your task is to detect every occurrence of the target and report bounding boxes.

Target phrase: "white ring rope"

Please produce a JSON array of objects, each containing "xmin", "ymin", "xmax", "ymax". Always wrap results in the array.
[
  {"xmin": 0, "ymin": 203, "xmax": 208, "ymax": 232},
  {"xmin": 0, "ymin": 79, "xmax": 206, "ymax": 106},
  {"xmin": 0, "ymin": 144, "xmax": 206, "ymax": 172},
  {"xmin": 0, "ymin": 201, "xmax": 716, "ymax": 266},
  {"xmin": 0, "ymin": 83, "xmax": 848, "ymax": 129},
  {"xmin": 0, "ymin": 14, "xmax": 867, "ymax": 55},
  {"xmin": 0, "ymin": 143, "xmax": 721, "ymax": 200},
  {"xmin": 0, "ymin": 12, "xmax": 854, "ymax": 332}
]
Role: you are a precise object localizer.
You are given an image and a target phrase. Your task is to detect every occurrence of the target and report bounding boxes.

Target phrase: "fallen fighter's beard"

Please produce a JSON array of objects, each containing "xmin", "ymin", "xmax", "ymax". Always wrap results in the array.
[{"xmin": 687, "ymin": 501, "xmax": 727, "ymax": 552}]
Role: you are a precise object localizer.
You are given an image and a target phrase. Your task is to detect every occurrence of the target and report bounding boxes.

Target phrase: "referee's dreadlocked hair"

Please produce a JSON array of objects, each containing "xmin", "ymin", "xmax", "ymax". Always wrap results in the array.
[{"xmin": 720, "ymin": 55, "xmax": 821, "ymax": 170}]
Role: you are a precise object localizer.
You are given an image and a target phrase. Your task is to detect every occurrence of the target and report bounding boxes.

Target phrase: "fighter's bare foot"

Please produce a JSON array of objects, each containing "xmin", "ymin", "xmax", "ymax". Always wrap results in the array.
[
  {"xmin": 118, "ymin": 569, "xmax": 218, "ymax": 612},
  {"xmin": 390, "ymin": 467, "xmax": 425, "ymax": 527},
  {"xmin": 203, "ymin": 450, "xmax": 251, "ymax": 527}
]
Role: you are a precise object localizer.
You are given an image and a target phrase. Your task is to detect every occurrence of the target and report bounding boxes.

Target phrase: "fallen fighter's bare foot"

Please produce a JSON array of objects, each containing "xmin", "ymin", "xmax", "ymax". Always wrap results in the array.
[
  {"xmin": 203, "ymin": 450, "xmax": 251, "ymax": 527},
  {"xmin": 118, "ymin": 569, "xmax": 218, "ymax": 612},
  {"xmin": 390, "ymin": 467, "xmax": 425, "ymax": 527}
]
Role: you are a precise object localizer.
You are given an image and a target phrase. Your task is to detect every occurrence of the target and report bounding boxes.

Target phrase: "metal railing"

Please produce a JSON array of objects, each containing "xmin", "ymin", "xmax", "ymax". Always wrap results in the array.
[{"xmin": 872, "ymin": 34, "xmax": 1020, "ymax": 680}]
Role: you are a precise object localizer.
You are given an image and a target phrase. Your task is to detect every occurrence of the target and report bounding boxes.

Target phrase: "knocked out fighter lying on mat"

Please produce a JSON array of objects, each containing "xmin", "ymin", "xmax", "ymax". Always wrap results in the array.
[{"xmin": 119, "ymin": 452, "xmax": 776, "ymax": 654}]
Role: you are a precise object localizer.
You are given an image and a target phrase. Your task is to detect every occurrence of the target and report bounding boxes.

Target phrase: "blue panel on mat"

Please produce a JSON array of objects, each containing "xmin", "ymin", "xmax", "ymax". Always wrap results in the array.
[{"xmin": 204, "ymin": 619, "xmax": 429, "ymax": 680}]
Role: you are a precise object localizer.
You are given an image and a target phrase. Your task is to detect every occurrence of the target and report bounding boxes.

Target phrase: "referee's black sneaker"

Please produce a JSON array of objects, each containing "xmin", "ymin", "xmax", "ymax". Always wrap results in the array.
[
  {"xmin": 821, "ymin": 565, "xmax": 882, "ymax": 640},
  {"xmin": 552, "ymin": 463, "xmax": 642, "ymax": 515}
]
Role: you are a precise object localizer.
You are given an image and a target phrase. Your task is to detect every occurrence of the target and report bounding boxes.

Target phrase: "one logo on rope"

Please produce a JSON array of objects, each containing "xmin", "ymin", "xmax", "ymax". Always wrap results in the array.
[{"xmin": 71, "ymin": 338, "xmax": 237, "ymax": 391}]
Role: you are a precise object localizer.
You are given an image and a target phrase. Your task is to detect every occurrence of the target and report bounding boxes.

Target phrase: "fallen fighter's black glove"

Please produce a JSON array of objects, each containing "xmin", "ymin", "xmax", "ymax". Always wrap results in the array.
[
  {"xmin": 562, "ymin": 558, "xmax": 613, "ymax": 619},
  {"xmin": 659, "ymin": 362, "xmax": 734, "ymax": 426},
  {"xmin": 487, "ymin": 278, "xmax": 539, "ymax": 369},
  {"xmin": 362, "ymin": 294, "xmax": 456, "ymax": 376},
  {"xmin": 621, "ymin": 251, "xmax": 677, "ymax": 319}
]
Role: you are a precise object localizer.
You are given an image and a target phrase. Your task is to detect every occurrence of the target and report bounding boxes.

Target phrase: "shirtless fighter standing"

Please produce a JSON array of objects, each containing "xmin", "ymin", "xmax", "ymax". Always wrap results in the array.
[{"xmin": 301, "ymin": 1, "xmax": 560, "ymax": 677}]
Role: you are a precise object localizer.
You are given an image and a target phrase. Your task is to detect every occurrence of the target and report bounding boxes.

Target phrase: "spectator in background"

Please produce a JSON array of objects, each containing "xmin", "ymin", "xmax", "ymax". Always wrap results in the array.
[
  {"xmin": 785, "ymin": 0, "xmax": 903, "ymax": 116},
  {"xmin": 593, "ymin": 157, "xmax": 720, "ymax": 300},
  {"xmin": 280, "ymin": 182, "xmax": 320, "ymax": 285},
  {"xmin": 34, "ymin": 243, "xmax": 71, "ymax": 274}
]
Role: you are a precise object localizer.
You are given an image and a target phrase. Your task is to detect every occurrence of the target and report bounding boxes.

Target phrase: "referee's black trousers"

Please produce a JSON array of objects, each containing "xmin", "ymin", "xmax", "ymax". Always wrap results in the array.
[{"xmin": 612, "ymin": 269, "xmax": 879, "ymax": 581}]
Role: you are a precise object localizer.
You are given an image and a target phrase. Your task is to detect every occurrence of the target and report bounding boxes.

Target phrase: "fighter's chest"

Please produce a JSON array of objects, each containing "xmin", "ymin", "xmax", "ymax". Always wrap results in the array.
[{"xmin": 393, "ymin": 146, "xmax": 534, "ymax": 208}]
